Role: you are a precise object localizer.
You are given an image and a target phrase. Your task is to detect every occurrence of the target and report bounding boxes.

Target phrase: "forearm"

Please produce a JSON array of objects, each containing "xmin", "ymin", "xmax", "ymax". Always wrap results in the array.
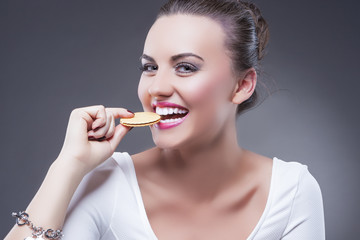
[
  {"xmin": 5, "ymin": 106, "xmax": 131, "ymax": 239},
  {"xmin": 5, "ymin": 158, "xmax": 87, "ymax": 239}
]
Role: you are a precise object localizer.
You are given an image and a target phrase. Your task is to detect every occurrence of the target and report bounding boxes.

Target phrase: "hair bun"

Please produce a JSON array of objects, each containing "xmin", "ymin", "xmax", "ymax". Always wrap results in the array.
[{"xmin": 240, "ymin": 1, "xmax": 269, "ymax": 61}]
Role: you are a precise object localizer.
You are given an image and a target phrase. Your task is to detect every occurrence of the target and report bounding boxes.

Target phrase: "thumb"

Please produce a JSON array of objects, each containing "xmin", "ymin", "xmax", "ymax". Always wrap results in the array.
[{"xmin": 108, "ymin": 124, "xmax": 132, "ymax": 152}]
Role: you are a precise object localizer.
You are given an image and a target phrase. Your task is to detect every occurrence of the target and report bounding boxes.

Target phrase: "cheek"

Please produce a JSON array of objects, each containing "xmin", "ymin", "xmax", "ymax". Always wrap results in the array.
[
  {"xmin": 180, "ymin": 72, "xmax": 233, "ymax": 107},
  {"xmin": 137, "ymin": 77, "xmax": 150, "ymax": 109}
]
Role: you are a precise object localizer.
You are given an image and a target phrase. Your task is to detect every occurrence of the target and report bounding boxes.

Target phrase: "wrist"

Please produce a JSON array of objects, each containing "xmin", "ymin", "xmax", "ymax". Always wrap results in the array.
[{"xmin": 18, "ymin": 156, "xmax": 89, "ymax": 236}]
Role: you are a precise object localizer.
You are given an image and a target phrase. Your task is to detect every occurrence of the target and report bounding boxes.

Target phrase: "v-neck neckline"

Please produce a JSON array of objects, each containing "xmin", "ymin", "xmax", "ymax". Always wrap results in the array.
[{"xmin": 124, "ymin": 153, "xmax": 277, "ymax": 240}]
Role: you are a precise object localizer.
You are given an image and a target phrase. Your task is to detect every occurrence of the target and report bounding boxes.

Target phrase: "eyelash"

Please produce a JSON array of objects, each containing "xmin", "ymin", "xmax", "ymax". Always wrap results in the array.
[
  {"xmin": 175, "ymin": 62, "xmax": 199, "ymax": 74},
  {"xmin": 139, "ymin": 64, "xmax": 158, "ymax": 72},
  {"xmin": 139, "ymin": 62, "xmax": 199, "ymax": 75}
]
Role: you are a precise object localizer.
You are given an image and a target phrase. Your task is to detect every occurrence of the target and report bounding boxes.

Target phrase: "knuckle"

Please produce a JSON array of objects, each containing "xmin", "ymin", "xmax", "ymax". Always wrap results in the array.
[
  {"xmin": 70, "ymin": 108, "xmax": 81, "ymax": 116},
  {"xmin": 97, "ymin": 105, "xmax": 105, "ymax": 110}
]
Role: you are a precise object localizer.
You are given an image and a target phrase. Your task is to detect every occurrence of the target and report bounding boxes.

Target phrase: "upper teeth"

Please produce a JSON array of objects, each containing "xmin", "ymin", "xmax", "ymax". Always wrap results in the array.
[{"xmin": 156, "ymin": 107, "xmax": 187, "ymax": 115}]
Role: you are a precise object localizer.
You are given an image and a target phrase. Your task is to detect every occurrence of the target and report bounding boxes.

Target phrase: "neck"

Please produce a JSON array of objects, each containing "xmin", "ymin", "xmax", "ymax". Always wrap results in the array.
[{"xmin": 158, "ymin": 122, "xmax": 245, "ymax": 201}]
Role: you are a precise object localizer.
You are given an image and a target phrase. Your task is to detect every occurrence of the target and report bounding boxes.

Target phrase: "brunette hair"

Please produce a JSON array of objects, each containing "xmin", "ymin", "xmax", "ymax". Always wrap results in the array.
[{"xmin": 157, "ymin": 0, "xmax": 269, "ymax": 114}]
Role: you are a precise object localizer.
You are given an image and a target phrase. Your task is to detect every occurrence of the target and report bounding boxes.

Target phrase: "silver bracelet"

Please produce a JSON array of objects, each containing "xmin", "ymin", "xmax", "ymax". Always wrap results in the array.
[{"xmin": 12, "ymin": 211, "xmax": 63, "ymax": 239}]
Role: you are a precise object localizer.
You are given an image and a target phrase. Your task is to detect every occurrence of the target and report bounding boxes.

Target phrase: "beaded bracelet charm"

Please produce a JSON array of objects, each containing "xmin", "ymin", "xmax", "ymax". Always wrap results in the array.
[{"xmin": 12, "ymin": 211, "xmax": 63, "ymax": 240}]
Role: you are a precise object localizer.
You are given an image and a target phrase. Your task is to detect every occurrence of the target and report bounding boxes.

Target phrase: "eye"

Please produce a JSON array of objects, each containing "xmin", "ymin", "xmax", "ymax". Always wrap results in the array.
[
  {"xmin": 175, "ymin": 62, "xmax": 199, "ymax": 75},
  {"xmin": 139, "ymin": 63, "xmax": 158, "ymax": 73}
]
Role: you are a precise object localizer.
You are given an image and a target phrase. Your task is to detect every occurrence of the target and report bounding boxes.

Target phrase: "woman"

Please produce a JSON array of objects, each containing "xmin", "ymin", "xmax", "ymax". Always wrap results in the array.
[{"xmin": 6, "ymin": 0, "xmax": 325, "ymax": 239}]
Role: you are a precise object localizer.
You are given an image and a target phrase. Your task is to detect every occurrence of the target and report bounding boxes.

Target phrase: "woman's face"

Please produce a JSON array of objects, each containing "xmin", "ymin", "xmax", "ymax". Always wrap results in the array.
[{"xmin": 138, "ymin": 14, "xmax": 239, "ymax": 149}]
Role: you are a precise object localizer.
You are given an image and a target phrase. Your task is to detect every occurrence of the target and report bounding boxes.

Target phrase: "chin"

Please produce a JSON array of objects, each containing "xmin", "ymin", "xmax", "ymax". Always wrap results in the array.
[
  {"xmin": 150, "ymin": 126, "xmax": 189, "ymax": 150},
  {"xmin": 151, "ymin": 134, "xmax": 181, "ymax": 150}
]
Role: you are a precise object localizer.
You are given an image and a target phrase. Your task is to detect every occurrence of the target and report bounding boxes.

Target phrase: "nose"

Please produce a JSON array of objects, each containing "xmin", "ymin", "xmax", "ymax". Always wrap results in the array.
[{"xmin": 147, "ymin": 71, "xmax": 174, "ymax": 99}]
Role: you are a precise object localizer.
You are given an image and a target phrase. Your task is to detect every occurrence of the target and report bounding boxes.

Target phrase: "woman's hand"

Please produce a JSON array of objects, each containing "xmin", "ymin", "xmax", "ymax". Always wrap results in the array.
[{"xmin": 57, "ymin": 105, "xmax": 134, "ymax": 173}]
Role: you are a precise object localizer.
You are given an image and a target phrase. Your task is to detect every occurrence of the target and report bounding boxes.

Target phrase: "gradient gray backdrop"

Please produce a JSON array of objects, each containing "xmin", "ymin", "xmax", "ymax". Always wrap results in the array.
[{"xmin": 1, "ymin": 0, "xmax": 359, "ymax": 238}]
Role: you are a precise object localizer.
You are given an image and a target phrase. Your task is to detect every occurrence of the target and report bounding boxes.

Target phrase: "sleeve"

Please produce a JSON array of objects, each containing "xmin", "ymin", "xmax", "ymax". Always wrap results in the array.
[
  {"xmin": 61, "ymin": 162, "xmax": 118, "ymax": 240},
  {"xmin": 62, "ymin": 200, "xmax": 102, "ymax": 240},
  {"xmin": 281, "ymin": 167, "xmax": 325, "ymax": 239}
]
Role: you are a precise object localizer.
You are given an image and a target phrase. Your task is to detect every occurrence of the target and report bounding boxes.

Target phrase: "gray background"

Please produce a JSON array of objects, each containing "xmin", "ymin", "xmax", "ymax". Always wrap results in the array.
[{"xmin": 1, "ymin": 0, "xmax": 359, "ymax": 238}]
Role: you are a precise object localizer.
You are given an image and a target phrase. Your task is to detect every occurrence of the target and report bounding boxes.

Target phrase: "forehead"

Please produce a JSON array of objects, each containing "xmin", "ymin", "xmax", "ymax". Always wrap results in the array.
[{"xmin": 143, "ymin": 14, "xmax": 227, "ymax": 59}]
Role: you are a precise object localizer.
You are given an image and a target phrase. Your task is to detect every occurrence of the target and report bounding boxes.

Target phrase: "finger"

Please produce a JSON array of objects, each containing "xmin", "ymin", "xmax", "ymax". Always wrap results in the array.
[
  {"xmin": 67, "ymin": 106, "xmax": 105, "ymax": 141},
  {"xmin": 87, "ymin": 106, "xmax": 106, "ymax": 130},
  {"xmin": 87, "ymin": 107, "xmax": 130, "ymax": 139},
  {"xmin": 106, "ymin": 108, "xmax": 134, "ymax": 119},
  {"xmin": 104, "ymin": 112, "xmax": 116, "ymax": 139},
  {"xmin": 92, "ymin": 111, "xmax": 112, "ymax": 139}
]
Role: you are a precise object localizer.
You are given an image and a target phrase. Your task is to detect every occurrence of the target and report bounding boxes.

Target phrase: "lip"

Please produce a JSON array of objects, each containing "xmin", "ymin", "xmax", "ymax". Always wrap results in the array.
[
  {"xmin": 152, "ymin": 101, "xmax": 188, "ymax": 110},
  {"xmin": 152, "ymin": 101, "xmax": 189, "ymax": 130}
]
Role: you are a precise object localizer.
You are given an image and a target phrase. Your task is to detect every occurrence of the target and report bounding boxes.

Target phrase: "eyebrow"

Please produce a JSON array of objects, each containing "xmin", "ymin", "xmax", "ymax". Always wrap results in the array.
[
  {"xmin": 171, "ymin": 53, "xmax": 204, "ymax": 62},
  {"xmin": 139, "ymin": 54, "xmax": 155, "ymax": 62},
  {"xmin": 139, "ymin": 53, "xmax": 204, "ymax": 63}
]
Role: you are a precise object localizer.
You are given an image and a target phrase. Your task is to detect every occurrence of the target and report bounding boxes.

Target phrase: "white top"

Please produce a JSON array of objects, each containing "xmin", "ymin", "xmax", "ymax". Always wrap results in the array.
[{"xmin": 63, "ymin": 152, "xmax": 325, "ymax": 239}]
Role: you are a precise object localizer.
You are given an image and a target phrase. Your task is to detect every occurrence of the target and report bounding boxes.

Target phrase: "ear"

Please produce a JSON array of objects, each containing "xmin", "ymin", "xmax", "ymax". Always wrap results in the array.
[{"xmin": 231, "ymin": 68, "xmax": 257, "ymax": 104}]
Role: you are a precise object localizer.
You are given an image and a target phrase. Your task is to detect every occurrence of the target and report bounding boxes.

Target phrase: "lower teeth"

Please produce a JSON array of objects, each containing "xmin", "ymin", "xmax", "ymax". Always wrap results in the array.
[{"xmin": 160, "ymin": 118, "xmax": 182, "ymax": 123}]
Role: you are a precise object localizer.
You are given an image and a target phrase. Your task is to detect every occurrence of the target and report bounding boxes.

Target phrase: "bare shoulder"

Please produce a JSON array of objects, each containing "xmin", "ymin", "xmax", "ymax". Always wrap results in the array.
[
  {"xmin": 243, "ymin": 150, "xmax": 273, "ymax": 173},
  {"xmin": 241, "ymin": 150, "xmax": 273, "ymax": 194}
]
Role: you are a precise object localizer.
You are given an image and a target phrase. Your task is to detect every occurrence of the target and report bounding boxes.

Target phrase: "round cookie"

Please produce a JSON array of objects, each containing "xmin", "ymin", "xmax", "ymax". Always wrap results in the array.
[{"xmin": 120, "ymin": 112, "xmax": 161, "ymax": 127}]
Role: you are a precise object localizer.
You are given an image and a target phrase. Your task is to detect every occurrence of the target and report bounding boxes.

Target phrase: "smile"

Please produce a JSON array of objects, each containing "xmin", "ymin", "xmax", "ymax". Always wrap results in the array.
[{"xmin": 152, "ymin": 102, "xmax": 189, "ymax": 129}]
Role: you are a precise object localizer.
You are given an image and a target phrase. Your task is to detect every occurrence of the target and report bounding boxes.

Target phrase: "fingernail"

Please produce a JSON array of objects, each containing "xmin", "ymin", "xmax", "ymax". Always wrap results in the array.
[{"xmin": 127, "ymin": 110, "xmax": 134, "ymax": 114}]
